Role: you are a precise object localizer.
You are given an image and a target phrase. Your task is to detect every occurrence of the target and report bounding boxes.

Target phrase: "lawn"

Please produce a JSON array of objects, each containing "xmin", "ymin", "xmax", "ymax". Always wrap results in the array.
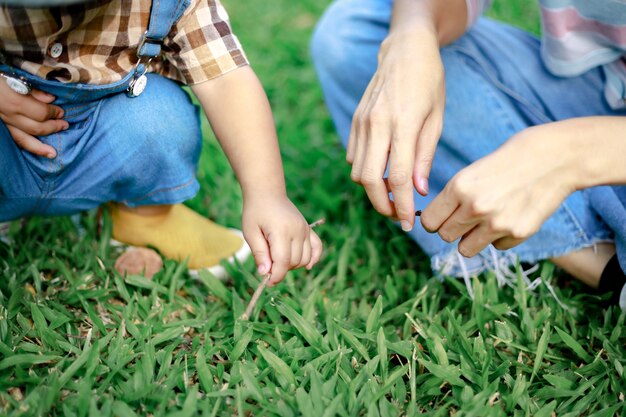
[{"xmin": 1, "ymin": 1, "xmax": 625, "ymax": 416}]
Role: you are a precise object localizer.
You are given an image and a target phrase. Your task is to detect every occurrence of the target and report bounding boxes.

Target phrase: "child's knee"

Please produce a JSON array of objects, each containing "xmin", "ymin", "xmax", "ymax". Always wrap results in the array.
[{"xmin": 99, "ymin": 75, "xmax": 202, "ymax": 165}]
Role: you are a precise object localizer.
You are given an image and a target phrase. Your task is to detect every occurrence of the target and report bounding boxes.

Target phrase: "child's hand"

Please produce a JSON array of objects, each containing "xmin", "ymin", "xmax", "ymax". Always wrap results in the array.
[
  {"xmin": 242, "ymin": 195, "xmax": 323, "ymax": 285},
  {"xmin": 0, "ymin": 79, "xmax": 68, "ymax": 158}
]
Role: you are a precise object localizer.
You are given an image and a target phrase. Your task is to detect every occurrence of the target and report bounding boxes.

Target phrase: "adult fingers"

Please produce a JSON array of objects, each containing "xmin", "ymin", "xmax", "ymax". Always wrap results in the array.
[
  {"xmin": 10, "ymin": 114, "xmax": 68, "ymax": 137},
  {"xmin": 492, "ymin": 236, "xmax": 525, "ymax": 251},
  {"xmin": 349, "ymin": 89, "xmax": 374, "ymax": 181},
  {"xmin": 436, "ymin": 204, "xmax": 480, "ymax": 245},
  {"xmin": 420, "ymin": 174, "xmax": 463, "ymax": 233},
  {"xmin": 347, "ymin": 107, "xmax": 361, "ymax": 164},
  {"xmin": 244, "ymin": 226, "xmax": 272, "ymax": 276},
  {"xmin": 7, "ymin": 125, "xmax": 57, "ymax": 158},
  {"xmin": 306, "ymin": 231, "xmax": 323, "ymax": 270},
  {"xmin": 413, "ymin": 111, "xmax": 443, "ymax": 196},
  {"xmin": 359, "ymin": 119, "xmax": 395, "ymax": 217},
  {"xmin": 347, "ymin": 79, "xmax": 379, "ymax": 164},
  {"xmin": 457, "ymin": 224, "xmax": 504, "ymax": 258},
  {"xmin": 387, "ymin": 125, "xmax": 420, "ymax": 231}
]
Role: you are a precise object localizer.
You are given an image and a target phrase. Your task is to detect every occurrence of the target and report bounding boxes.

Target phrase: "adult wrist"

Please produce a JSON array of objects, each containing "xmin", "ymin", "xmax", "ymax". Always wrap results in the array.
[
  {"xmin": 389, "ymin": 0, "xmax": 468, "ymax": 46},
  {"xmin": 535, "ymin": 119, "xmax": 606, "ymax": 192},
  {"xmin": 387, "ymin": 19, "xmax": 439, "ymax": 46},
  {"xmin": 514, "ymin": 123, "xmax": 583, "ymax": 195},
  {"xmin": 553, "ymin": 117, "xmax": 626, "ymax": 191}
]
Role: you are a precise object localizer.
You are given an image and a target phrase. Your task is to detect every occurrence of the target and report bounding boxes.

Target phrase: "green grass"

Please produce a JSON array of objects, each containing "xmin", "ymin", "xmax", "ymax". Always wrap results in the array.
[{"xmin": 1, "ymin": 1, "xmax": 625, "ymax": 416}]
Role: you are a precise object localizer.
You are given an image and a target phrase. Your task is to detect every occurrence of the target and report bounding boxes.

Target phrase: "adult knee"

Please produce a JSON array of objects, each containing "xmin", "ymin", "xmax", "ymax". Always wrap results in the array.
[
  {"xmin": 310, "ymin": 1, "xmax": 350, "ymax": 82},
  {"xmin": 311, "ymin": 0, "xmax": 390, "ymax": 91}
]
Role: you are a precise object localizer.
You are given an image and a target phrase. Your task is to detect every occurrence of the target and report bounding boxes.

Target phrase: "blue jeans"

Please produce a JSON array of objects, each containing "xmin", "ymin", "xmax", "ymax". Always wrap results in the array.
[
  {"xmin": 311, "ymin": 0, "xmax": 626, "ymax": 276},
  {"xmin": 0, "ymin": 71, "xmax": 202, "ymax": 221}
]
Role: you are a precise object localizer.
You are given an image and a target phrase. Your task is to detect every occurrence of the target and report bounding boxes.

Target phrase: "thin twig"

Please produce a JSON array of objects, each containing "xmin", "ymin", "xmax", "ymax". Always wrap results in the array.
[
  {"xmin": 308, "ymin": 218, "xmax": 326, "ymax": 228},
  {"xmin": 240, "ymin": 273, "xmax": 272, "ymax": 321},
  {"xmin": 240, "ymin": 218, "xmax": 326, "ymax": 321}
]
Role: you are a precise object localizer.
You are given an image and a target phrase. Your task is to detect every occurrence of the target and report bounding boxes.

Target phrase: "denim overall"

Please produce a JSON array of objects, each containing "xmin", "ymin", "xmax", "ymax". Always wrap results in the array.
[
  {"xmin": 0, "ymin": 0, "xmax": 202, "ymax": 222},
  {"xmin": 312, "ymin": 0, "xmax": 626, "ymax": 277}
]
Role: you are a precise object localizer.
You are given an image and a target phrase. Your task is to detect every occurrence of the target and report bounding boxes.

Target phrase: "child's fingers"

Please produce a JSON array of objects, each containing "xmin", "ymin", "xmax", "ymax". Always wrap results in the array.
[
  {"xmin": 12, "ymin": 114, "xmax": 68, "ymax": 136},
  {"xmin": 306, "ymin": 231, "xmax": 323, "ymax": 270},
  {"xmin": 30, "ymin": 89, "xmax": 56, "ymax": 104},
  {"xmin": 298, "ymin": 235, "xmax": 312, "ymax": 269},
  {"xmin": 7, "ymin": 125, "xmax": 57, "ymax": 158},
  {"xmin": 269, "ymin": 238, "xmax": 291, "ymax": 285},
  {"xmin": 290, "ymin": 238, "xmax": 304, "ymax": 268},
  {"xmin": 245, "ymin": 227, "xmax": 272, "ymax": 276}
]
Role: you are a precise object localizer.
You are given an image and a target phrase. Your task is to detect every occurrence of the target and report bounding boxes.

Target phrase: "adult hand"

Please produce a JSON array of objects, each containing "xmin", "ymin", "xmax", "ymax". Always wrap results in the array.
[
  {"xmin": 0, "ymin": 79, "xmax": 68, "ymax": 158},
  {"xmin": 242, "ymin": 194, "xmax": 323, "ymax": 285},
  {"xmin": 420, "ymin": 123, "xmax": 579, "ymax": 257},
  {"xmin": 348, "ymin": 25, "xmax": 445, "ymax": 232}
]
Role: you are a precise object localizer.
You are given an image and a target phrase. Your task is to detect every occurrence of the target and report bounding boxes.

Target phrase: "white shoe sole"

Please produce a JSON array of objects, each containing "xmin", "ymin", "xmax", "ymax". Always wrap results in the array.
[
  {"xmin": 0, "ymin": 221, "xmax": 12, "ymax": 244},
  {"xmin": 111, "ymin": 228, "xmax": 251, "ymax": 280}
]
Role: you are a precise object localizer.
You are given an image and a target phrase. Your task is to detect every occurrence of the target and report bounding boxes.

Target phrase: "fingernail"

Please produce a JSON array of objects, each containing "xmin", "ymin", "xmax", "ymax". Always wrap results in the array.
[
  {"xmin": 419, "ymin": 177, "xmax": 429, "ymax": 194},
  {"xmin": 46, "ymin": 153, "xmax": 55, "ymax": 159},
  {"xmin": 400, "ymin": 220, "xmax": 412, "ymax": 232},
  {"xmin": 62, "ymin": 123, "xmax": 69, "ymax": 130},
  {"xmin": 258, "ymin": 264, "xmax": 268, "ymax": 275}
]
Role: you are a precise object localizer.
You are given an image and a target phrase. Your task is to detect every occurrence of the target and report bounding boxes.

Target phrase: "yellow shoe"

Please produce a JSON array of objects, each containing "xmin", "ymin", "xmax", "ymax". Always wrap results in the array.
[{"xmin": 110, "ymin": 204, "xmax": 250, "ymax": 279}]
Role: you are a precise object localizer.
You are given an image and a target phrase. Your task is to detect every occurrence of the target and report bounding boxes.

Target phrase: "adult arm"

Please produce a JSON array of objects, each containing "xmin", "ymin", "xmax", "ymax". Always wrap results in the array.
[
  {"xmin": 421, "ymin": 117, "xmax": 626, "ymax": 256},
  {"xmin": 348, "ymin": 0, "xmax": 468, "ymax": 232},
  {"xmin": 191, "ymin": 66, "xmax": 322, "ymax": 285}
]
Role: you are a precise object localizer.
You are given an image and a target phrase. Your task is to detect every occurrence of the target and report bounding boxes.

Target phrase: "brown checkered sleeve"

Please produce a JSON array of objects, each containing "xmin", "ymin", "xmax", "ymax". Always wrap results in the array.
[{"xmin": 163, "ymin": 0, "xmax": 249, "ymax": 85}]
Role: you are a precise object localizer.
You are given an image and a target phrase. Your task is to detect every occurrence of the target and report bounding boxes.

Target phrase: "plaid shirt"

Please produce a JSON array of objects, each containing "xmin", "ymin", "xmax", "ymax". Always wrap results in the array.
[{"xmin": 0, "ymin": 0, "xmax": 248, "ymax": 85}]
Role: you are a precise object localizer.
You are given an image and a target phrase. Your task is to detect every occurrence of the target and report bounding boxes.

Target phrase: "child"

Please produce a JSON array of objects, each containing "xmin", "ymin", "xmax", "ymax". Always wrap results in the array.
[{"xmin": 0, "ymin": 0, "xmax": 322, "ymax": 284}]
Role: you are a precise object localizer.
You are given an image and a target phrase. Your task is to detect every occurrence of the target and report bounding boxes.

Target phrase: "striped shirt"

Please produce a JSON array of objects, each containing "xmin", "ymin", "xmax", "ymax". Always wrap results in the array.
[
  {"xmin": 0, "ymin": 0, "xmax": 248, "ymax": 86},
  {"xmin": 466, "ymin": 0, "xmax": 626, "ymax": 109}
]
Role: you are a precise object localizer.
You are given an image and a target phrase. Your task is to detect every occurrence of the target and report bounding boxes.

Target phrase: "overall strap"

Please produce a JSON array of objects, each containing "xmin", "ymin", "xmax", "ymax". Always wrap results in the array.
[
  {"xmin": 128, "ymin": 0, "xmax": 188, "ymax": 96},
  {"xmin": 138, "ymin": 0, "xmax": 189, "ymax": 59}
]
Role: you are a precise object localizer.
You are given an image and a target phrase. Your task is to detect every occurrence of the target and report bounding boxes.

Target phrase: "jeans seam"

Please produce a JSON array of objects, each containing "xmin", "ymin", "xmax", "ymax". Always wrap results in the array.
[
  {"xmin": 29, "ymin": 150, "xmax": 55, "ymax": 215},
  {"xmin": 63, "ymin": 103, "xmax": 98, "ymax": 119},
  {"xmin": 34, "ymin": 131, "xmax": 64, "ymax": 215},
  {"xmin": 446, "ymin": 50, "xmax": 523, "ymax": 138},
  {"xmin": 62, "ymin": 102, "xmax": 94, "ymax": 113},
  {"xmin": 448, "ymin": 45, "xmax": 554, "ymax": 125},
  {"xmin": 121, "ymin": 174, "xmax": 196, "ymax": 204},
  {"xmin": 560, "ymin": 201, "xmax": 591, "ymax": 240}
]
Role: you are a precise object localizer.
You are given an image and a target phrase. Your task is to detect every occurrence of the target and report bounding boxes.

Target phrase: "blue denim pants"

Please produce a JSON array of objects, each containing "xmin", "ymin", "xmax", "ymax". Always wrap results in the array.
[
  {"xmin": 311, "ymin": 0, "xmax": 626, "ymax": 276},
  {"xmin": 0, "ymin": 0, "xmax": 200, "ymax": 222},
  {"xmin": 0, "ymin": 69, "xmax": 202, "ymax": 222}
]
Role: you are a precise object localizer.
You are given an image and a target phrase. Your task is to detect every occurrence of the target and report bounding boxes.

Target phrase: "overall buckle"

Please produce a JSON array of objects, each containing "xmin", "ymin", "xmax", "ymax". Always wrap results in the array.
[
  {"xmin": 1, "ymin": 72, "xmax": 32, "ymax": 95},
  {"xmin": 127, "ymin": 31, "xmax": 162, "ymax": 98}
]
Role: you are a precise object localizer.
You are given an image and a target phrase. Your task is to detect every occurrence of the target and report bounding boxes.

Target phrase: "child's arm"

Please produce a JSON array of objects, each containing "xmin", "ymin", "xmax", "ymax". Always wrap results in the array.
[{"xmin": 191, "ymin": 66, "xmax": 322, "ymax": 285}]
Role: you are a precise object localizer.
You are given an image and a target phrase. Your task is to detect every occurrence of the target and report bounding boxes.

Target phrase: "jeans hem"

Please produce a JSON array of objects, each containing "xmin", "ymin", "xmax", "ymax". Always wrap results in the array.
[
  {"xmin": 431, "ymin": 238, "xmax": 615, "ymax": 297},
  {"xmin": 432, "ymin": 238, "xmax": 615, "ymax": 278},
  {"xmin": 119, "ymin": 177, "xmax": 200, "ymax": 207},
  {"xmin": 0, "ymin": 177, "xmax": 200, "ymax": 220}
]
